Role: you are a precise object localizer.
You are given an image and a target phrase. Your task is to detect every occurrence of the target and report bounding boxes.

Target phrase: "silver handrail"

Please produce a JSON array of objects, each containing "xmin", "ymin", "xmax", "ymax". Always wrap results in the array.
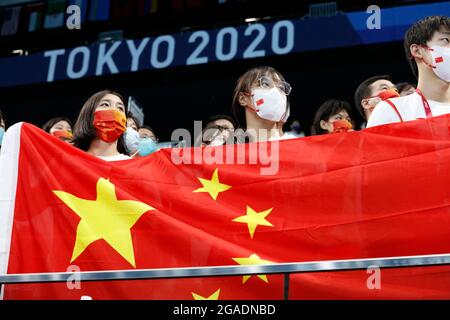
[{"xmin": 1, "ymin": 253, "xmax": 450, "ymax": 284}]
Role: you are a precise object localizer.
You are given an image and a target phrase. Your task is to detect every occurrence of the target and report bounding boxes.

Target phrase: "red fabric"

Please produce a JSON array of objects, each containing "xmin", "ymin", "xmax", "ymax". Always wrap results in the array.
[{"xmin": 3, "ymin": 114, "xmax": 450, "ymax": 299}]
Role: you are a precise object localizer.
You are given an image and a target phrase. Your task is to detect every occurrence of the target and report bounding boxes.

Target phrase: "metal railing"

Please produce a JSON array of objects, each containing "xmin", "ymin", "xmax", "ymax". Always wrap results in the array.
[{"xmin": 2, "ymin": 253, "xmax": 450, "ymax": 299}]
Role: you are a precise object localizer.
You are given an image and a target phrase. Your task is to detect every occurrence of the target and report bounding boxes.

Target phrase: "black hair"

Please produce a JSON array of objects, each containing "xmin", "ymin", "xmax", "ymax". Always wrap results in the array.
[
  {"xmin": 311, "ymin": 99, "xmax": 354, "ymax": 136},
  {"xmin": 42, "ymin": 117, "xmax": 72, "ymax": 133},
  {"xmin": 72, "ymin": 90, "xmax": 128, "ymax": 155},
  {"xmin": 396, "ymin": 82, "xmax": 416, "ymax": 94},
  {"xmin": 126, "ymin": 112, "xmax": 141, "ymax": 130},
  {"xmin": 231, "ymin": 66, "xmax": 290, "ymax": 128},
  {"xmin": 404, "ymin": 16, "xmax": 450, "ymax": 78},
  {"xmin": 354, "ymin": 75, "xmax": 392, "ymax": 120},
  {"xmin": 206, "ymin": 114, "xmax": 236, "ymax": 128}
]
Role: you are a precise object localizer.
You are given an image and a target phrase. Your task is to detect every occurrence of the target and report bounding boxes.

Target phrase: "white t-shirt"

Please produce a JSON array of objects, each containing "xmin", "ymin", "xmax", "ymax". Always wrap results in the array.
[
  {"xmin": 97, "ymin": 154, "xmax": 131, "ymax": 162},
  {"xmin": 268, "ymin": 132, "xmax": 298, "ymax": 141},
  {"xmin": 366, "ymin": 92, "xmax": 450, "ymax": 128}
]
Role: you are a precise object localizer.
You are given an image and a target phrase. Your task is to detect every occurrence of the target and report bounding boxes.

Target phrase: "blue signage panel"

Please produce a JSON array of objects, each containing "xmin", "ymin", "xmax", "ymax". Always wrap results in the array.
[{"xmin": 0, "ymin": 1, "xmax": 448, "ymax": 88}]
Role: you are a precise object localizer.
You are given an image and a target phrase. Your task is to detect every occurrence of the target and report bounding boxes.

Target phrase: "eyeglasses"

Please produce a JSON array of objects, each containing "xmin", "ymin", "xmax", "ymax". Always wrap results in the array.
[{"xmin": 256, "ymin": 76, "xmax": 292, "ymax": 96}]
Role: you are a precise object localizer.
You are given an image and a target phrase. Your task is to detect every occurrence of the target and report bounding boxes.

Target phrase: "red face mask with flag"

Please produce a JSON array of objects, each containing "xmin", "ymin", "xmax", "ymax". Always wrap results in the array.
[
  {"xmin": 332, "ymin": 119, "xmax": 353, "ymax": 133},
  {"xmin": 377, "ymin": 88, "xmax": 400, "ymax": 101},
  {"xmin": 93, "ymin": 109, "xmax": 126, "ymax": 143},
  {"xmin": 51, "ymin": 130, "xmax": 73, "ymax": 141}
]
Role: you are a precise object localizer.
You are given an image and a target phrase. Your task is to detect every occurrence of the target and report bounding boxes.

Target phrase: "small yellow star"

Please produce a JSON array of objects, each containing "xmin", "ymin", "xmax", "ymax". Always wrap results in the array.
[
  {"xmin": 232, "ymin": 254, "xmax": 274, "ymax": 284},
  {"xmin": 53, "ymin": 177, "xmax": 154, "ymax": 267},
  {"xmin": 233, "ymin": 206, "xmax": 274, "ymax": 239},
  {"xmin": 193, "ymin": 168, "xmax": 231, "ymax": 200},
  {"xmin": 192, "ymin": 288, "xmax": 221, "ymax": 300}
]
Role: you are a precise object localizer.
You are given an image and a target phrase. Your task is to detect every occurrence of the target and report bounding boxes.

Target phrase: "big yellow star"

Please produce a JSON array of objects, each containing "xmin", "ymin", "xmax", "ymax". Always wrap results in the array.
[
  {"xmin": 192, "ymin": 288, "xmax": 220, "ymax": 300},
  {"xmin": 53, "ymin": 177, "xmax": 154, "ymax": 268},
  {"xmin": 232, "ymin": 254, "xmax": 274, "ymax": 284},
  {"xmin": 193, "ymin": 168, "xmax": 231, "ymax": 200},
  {"xmin": 233, "ymin": 206, "xmax": 274, "ymax": 239}
]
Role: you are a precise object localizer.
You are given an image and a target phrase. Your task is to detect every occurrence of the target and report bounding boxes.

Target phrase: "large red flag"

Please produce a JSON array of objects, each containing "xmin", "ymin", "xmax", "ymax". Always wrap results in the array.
[{"xmin": 1, "ymin": 115, "xmax": 450, "ymax": 300}]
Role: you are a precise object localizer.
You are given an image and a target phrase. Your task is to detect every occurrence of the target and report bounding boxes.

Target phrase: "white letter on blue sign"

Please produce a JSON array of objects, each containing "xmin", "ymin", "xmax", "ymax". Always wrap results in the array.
[
  {"xmin": 126, "ymin": 38, "xmax": 150, "ymax": 72},
  {"xmin": 366, "ymin": 5, "xmax": 381, "ymax": 30},
  {"xmin": 66, "ymin": 5, "xmax": 81, "ymax": 30},
  {"xmin": 150, "ymin": 35, "xmax": 175, "ymax": 69},
  {"xmin": 44, "ymin": 49, "xmax": 66, "ymax": 82},
  {"xmin": 95, "ymin": 41, "xmax": 121, "ymax": 76},
  {"xmin": 67, "ymin": 46, "xmax": 90, "ymax": 79}
]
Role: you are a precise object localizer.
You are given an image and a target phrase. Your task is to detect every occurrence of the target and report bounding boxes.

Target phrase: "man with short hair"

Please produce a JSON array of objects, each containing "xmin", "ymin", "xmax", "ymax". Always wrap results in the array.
[
  {"xmin": 367, "ymin": 16, "xmax": 450, "ymax": 128},
  {"xmin": 354, "ymin": 75, "xmax": 398, "ymax": 123}
]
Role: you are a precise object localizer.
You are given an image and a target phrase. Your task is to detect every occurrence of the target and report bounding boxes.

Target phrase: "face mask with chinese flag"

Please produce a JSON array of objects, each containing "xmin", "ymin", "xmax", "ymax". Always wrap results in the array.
[
  {"xmin": 420, "ymin": 45, "xmax": 450, "ymax": 83},
  {"xmin": 367, "ymin": 89, "xmax": 400, "ymax": 110},
  {"xmin": 332, "ymin": 119, "xmax": 353, "ymax": 133},
  {"xmin": 51, "ymin": 130, "xmax": 73, "ymax": 141},
  {"xmin": 93, "ymin": 109, "xmax": 126, "ymax": 143},
  {"xmin": 377, "ymin": 89, "xmax": 400, "ymax": 101}
]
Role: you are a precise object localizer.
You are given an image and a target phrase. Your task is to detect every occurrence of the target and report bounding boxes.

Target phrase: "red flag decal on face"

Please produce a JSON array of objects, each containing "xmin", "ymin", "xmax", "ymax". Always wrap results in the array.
[
  {"xmin": 256, "ymin": 98, "xmax": 264, "ymax": 107},
  {"xmin": 435, "ymin": 56, "xmax": 444, "ymax": 63}
]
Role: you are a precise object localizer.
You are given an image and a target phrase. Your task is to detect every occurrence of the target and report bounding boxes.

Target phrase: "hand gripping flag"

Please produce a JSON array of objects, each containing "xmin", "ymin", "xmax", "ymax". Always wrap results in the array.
[{"xmin": 1, "ymin": 115, "xmax": 450, "ymax": 299}]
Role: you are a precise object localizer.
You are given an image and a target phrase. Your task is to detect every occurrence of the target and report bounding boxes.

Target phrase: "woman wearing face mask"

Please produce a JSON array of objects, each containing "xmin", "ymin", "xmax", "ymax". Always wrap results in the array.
[
  {"xmin": 72, "ymin": 90, "xmax": 130, "ymax": 161},
  {"xmin": 42, "ymin": 117, "xmax": 73, "ymax": 143},
  {"xmin": 311, "ymin": 99, "xmax": 354, "ymax": 135},
  {"xmin": 232, "ymin": 66, "xmax": 292, "ymax": 142}
]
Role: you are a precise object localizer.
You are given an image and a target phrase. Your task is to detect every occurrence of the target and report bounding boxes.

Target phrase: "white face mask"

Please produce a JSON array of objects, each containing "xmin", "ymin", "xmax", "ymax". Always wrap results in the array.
[
  {"xmin": 251, "ymin": 87, "xmax": 289, "ymax": 122},
  {"xmin": 124, "ymin": 127, "xmax": 140, "ymax": 153},
  {"xmin": 429, "ymin": 45, "xmax": 450, "ymax": 82}
]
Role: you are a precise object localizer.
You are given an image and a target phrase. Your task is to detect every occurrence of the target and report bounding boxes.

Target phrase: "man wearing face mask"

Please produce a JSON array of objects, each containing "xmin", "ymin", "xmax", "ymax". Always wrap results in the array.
[
  {"xmin": 367, "ymin": 16, "xmax": 450, "ymax": 128},
  {"xmin": 354, "ymin": 75, "xmax": 399, "ymax": 125}
]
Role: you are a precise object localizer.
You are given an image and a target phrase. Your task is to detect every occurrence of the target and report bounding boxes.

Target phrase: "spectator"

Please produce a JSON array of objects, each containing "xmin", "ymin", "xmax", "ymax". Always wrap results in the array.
[
  {"xmin": 138, "ymin": 125, "xmax": 158, "ymax": 142},
  {"xmin": 126, "ymin": 112, "xmax": 141, "ymax": 131},
  {"xmin": 0, "ymin": 109, "xmax": 5, "ymax": 149},
  {"xmin": 367, "ymin": 16, "xmax": 450, "ymax": 128},
  {"xmin": 396, "ymin": 82, "xmax": 416, "ymax": 96},
  {"xmin": 311, "ymin": 99, "xmax": 354, "ymax": 135},
  {"xmin": 203, "ymin": 114, "xmax": 236, "ymax": 145},
  {"xmin": 42, "ymin": 117, "xmax": 73, "ymax": 143},
  {"xmin": 136, "ymin": 125, "xmax": 158, "ymax": 157},
  {"xmin": 284, "ymin": 120, "xmax": 305, "ymax": 138},
  {"xmin": 72, "ymin": 90, "xmax": 130, "ymax": 161},
  {"xmin": 354, "ymin": 75, "xmax": 399, "ymax": 123},
  {"xmin": 231, "ymin": 66, "xmax": 292, "ymax": 142},
  {"xmin": 124, "ymin": 112, "xmax": 141, "ymax": 157},
  {"xmin": 206, "ymin": 114, "xmax": 236, "ymax": 131},
  {"xmin": 196, "ymin": 122, "xmax": 231, "ymax": 146}
]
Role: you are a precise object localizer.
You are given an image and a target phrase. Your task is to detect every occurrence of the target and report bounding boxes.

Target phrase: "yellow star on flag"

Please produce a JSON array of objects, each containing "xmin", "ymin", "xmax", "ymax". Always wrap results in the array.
[
  {"xmin": 192, "ymin": 288, "xmax": 221, "ymax": 300},
  {"xmin": 53, "ymin": 177, "xmax": 155, "ymax": 268},
  {"xmin": 232, "ymin": 253, "xmax": 274, "ymax": 284},
  {"xmin": 193, "ymin": 168, "xmax": 231, "ymax": 200},
  {"xmin": 233, "ymin": 206, "xmax": 274, "ymax": 239}
]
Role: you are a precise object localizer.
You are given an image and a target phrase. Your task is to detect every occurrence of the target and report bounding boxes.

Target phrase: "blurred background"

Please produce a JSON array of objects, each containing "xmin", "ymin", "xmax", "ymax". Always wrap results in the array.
[{"xmin": 0, "ymin": 0, "xmax": 448, "ymax": 139}]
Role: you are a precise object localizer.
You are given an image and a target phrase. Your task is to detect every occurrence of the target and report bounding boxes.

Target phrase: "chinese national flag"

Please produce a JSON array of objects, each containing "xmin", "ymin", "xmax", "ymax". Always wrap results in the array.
[{"xmin": 1, "ymin": 115, "xmax": 450, "ymax": 300}]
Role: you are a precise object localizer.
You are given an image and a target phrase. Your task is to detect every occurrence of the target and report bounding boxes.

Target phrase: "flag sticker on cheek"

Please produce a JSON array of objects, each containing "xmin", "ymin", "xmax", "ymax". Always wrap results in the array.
[{"xmin": 435, "ymin": 56, "xmax": 444, "ymax": 63}]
